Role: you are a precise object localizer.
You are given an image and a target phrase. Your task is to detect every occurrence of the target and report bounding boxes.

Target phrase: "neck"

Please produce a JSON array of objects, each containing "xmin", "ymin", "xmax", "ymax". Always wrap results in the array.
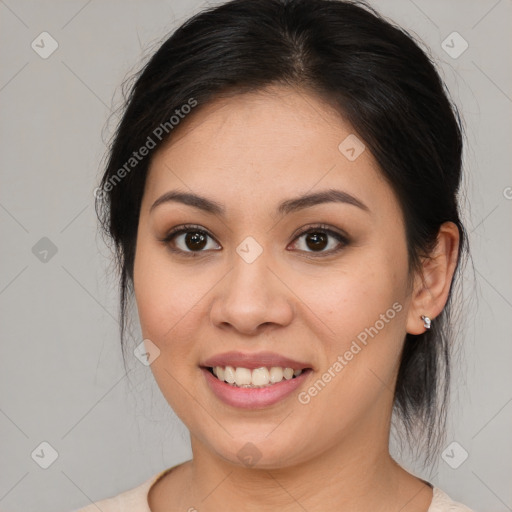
[{"xmin": 178, "ymin": 421, "xmax": 431, "ymax": 512}]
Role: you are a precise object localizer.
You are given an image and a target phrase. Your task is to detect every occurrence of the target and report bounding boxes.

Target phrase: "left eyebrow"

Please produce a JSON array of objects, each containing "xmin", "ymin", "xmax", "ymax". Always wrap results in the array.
[{"xmin": 276, "ymin": 188, "xmax": 370, "ymax": 215}]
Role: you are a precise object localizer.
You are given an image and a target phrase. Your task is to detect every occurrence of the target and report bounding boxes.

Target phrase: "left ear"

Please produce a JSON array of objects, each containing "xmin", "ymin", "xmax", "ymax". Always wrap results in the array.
[{"xmin": 406, "ymin": 221, "xmax": 460, "ymax": 335}]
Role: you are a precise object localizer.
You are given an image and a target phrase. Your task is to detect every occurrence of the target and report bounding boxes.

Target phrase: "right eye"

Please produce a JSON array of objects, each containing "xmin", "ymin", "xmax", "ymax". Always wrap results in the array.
[{"xmin": 160, "ymin": 224, "xmax": 221, "ymax": 257}]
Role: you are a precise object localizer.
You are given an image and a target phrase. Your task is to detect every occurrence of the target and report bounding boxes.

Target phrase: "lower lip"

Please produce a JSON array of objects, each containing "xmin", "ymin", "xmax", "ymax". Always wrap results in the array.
[{"xmin": 201, "ymin": 367, "xmax": 311, "ymax": 409}]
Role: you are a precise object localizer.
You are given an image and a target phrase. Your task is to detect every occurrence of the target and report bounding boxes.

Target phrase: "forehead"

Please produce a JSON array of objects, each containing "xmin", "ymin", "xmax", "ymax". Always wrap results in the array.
[{"xmin": 143, "ymin": 85, "xmax": 392, "ymax": 215}]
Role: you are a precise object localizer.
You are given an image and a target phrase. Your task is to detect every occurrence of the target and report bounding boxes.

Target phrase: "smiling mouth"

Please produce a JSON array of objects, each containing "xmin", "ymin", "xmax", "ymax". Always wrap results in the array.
[{"xmin": 204, "ymin": 365, "xmax": 312, "ymax": 388}]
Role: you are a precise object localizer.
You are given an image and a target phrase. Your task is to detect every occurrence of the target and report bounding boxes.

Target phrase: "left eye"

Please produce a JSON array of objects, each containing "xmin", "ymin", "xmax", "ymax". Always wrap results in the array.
[{"xmin": 289, "ymin": 226, "xmax": 349, "ymax": 255}]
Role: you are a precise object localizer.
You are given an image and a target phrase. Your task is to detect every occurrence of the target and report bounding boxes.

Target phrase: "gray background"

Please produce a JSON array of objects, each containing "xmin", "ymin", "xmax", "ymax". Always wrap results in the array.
[{"xmin": 0, "ymin": 0, "xmax": 511, "ymax": 511}]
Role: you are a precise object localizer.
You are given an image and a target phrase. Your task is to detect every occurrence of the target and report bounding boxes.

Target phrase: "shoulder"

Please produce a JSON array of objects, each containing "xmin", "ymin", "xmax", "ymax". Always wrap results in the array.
[
  {"xmin": 429, "ymin": 487, "xmax": 476, "ymax": 512},
  {"xmin": 69, "ymin": 469, "xmax": 171, "ymax": 512}
]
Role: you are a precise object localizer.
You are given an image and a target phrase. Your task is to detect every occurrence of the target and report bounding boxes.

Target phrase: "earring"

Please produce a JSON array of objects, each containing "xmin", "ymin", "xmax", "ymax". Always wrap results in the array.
[{"xmin": 421, "ymin": 315, "xmax": 431, "ymax": 330}]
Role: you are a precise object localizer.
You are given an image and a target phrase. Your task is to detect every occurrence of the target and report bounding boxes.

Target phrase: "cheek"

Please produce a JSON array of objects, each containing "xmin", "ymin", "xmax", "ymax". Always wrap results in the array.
[
  {"xmin": 132, "ymin": 240, "xmax": 209, "ymax": 418},
  {"xmin": 291, "ymin": 265, "xmax": 408, "ymax": 432},
  {"xmin": 133, "ymin": 236, "xmax": 199, "ymax": 346},
  {"xmin": 293, "ymin": 247, "xmax": 410, "ymax": 419},
  {"xmin": 133, "ymin": 238, "xmax": 229, "ymax": 383},
  {"xmin": 300, "ymin": 256, "xmax": 408, "ymax": 348}
]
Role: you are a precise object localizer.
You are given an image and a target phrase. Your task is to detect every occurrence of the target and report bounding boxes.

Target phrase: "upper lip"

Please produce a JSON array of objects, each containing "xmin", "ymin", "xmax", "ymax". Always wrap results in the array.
[{"xmin": 201, "ymin": 351, "xmax": 312, "ymax": 371}]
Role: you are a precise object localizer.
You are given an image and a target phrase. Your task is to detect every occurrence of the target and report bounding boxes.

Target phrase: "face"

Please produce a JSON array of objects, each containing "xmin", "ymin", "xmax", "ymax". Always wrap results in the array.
[{"xmin": 133, "ymin": 85, "xmax": 415, "ymax": 469}]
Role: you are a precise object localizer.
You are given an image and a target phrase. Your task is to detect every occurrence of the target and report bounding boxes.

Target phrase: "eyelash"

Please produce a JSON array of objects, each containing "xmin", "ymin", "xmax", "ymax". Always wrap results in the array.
[{"xmin": 160, "ymin": 223, "xmax": 350, "ymax": 259}]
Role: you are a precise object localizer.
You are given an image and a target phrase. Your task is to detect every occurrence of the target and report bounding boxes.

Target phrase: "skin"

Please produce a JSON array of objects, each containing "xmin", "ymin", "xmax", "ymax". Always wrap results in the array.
[{"xmin": 132, "ymin": 85, "xmax": 460, "ymax": 512}]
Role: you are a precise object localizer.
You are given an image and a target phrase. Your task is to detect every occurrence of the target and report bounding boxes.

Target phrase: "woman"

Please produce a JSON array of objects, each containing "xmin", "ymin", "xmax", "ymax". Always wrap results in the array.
[{"xmin": 76, "ymin": 0, "xmax": 474, "ymax": 510}]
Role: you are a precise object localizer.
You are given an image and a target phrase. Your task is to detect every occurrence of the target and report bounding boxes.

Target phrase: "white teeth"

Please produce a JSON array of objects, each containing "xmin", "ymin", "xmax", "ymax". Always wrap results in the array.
[
  {"xmin": 251, "ymin": 367, "xmax": 270, "ymax": 386},
  {"xmin": 210, "ymin": 365, "xmax": 306, "ymax": 387},
  {"xmin": 224, "ymin": 366, "xmax": 236, "ymax": 384},
  {"xmin": 269, "ymin": 366, "xmax": 283, "ymax": 383},
  {"xmin": 234, "ymin": 367, "xmax": 252, "ymax": 386},
  {"xmin": 283, "ymin": 367, "xmax": 294, "ymax": 380}
]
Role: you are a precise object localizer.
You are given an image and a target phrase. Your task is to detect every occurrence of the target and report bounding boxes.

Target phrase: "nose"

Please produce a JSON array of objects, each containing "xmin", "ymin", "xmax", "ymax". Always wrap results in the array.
[{"xmin": 209, "ymin": 249, "xmax": 295, "ymax": 336}]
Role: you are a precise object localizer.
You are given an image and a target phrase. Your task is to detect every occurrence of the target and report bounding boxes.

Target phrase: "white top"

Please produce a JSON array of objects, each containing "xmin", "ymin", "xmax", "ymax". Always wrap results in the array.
[{"xmin": 71, "ymin": 466, "xmax": 475, "ymax": 511}]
